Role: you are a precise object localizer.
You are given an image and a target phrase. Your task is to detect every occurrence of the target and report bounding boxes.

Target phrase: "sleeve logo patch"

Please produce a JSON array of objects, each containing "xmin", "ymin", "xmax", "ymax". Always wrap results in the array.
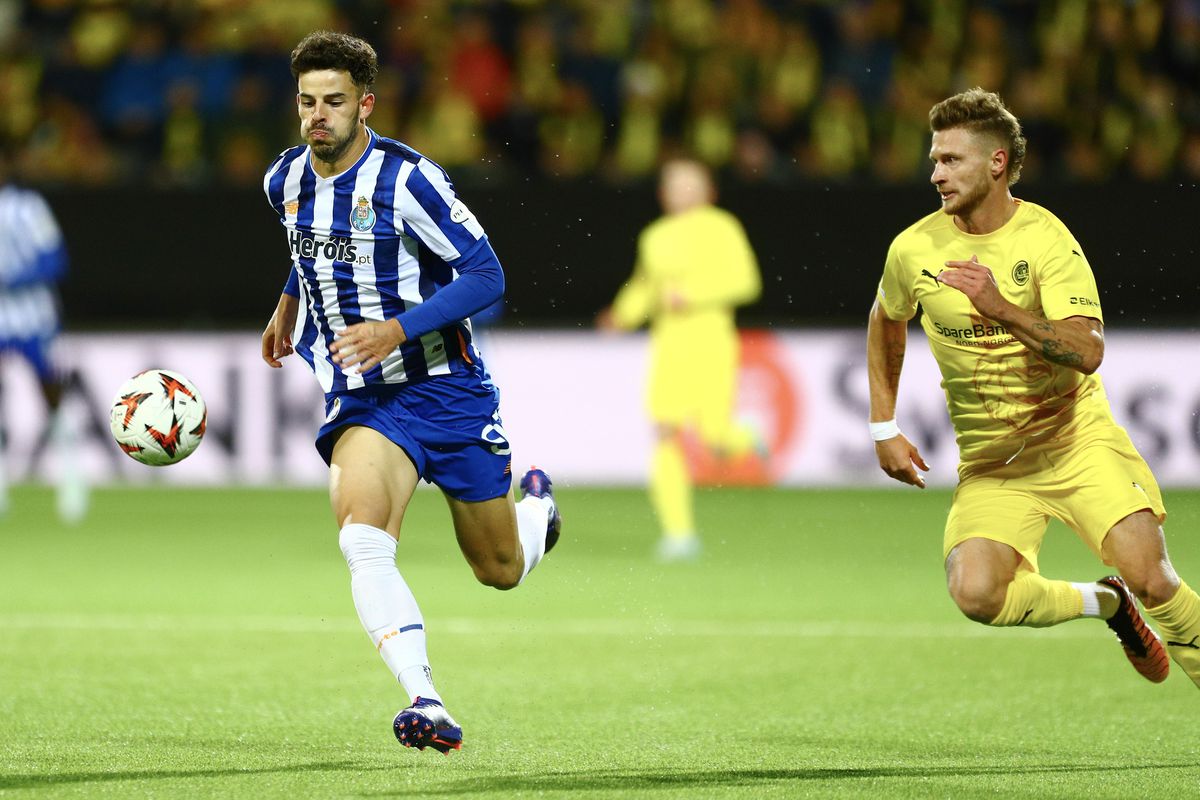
[
  {"xmin": 1011, "ymin": 260, "xmax": 1030, "ymax": 286},
  {"xmin": 450, "ymin": 199, "xmax": 475, "ymax": 224}
]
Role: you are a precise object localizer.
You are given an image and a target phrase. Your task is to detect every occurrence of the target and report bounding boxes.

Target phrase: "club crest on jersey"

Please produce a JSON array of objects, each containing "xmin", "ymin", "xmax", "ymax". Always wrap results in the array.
[
  {"xmin": 350, "ymin": 196, "xmax": 376, "ymax": 231},
  {"xmin": 284, "ymin": 200, "xmax": 299, "ymax": 216},
  {"xmin": 1012, "ymin": 260, "xmax": 1030, "ymax": 286}
]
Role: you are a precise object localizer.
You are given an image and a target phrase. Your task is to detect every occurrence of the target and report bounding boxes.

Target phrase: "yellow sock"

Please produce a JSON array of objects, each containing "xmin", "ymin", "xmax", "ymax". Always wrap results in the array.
[
  {"xmin": 991, "ymin": 570, "xmax": 1084, "ymax": 627},
  {"xmin": 650, "ymin": 438, "xmax": 693, "ymax": 539},
  {"xmin": 704, "ymin": 420, "xmax": 758, "ymax": 460},
  {"xmin": 1145, "ymin": 580, "xmax": 1200, "ymax": 688}
]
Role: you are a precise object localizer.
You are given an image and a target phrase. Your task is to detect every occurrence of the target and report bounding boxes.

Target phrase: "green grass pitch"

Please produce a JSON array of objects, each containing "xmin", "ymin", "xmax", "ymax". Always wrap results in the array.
[{"xmin": 2, "ymin": 485, "xmax": 1200, "ymax": 798}]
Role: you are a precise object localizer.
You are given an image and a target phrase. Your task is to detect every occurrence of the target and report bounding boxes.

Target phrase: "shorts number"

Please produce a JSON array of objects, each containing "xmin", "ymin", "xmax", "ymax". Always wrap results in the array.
[{"xmin": 481, "ymin": 414, "xmax": 511, "ymax": 456}]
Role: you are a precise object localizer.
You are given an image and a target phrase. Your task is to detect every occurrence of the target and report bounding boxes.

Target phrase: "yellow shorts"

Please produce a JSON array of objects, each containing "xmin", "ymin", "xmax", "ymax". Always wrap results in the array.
[
  {"xmin": 646, "ymin": 327, "xmax": 738, "ymax": 445},
  {"xmin": 943, "ymin": 420, "xmax": 1166, "ymax": 573}
]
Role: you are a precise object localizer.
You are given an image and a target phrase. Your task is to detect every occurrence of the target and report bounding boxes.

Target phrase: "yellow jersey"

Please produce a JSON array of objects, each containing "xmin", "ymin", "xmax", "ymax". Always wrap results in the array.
[
  {"xmin": 877, "ymin": 200, "xmax": 1106, "ymax": 468},
  {"xmin": 611, "ymin": 204, "xmax": 760, "ymax": 340}
]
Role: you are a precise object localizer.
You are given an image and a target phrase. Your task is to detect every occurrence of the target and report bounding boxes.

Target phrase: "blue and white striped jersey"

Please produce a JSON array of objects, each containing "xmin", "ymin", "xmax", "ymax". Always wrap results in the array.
[
  {"xmin": 0, "ymin": 184, "xmax": 67, "ymax": 341},
  {"xmin": 263, "ymin": 129, "xmax": 500, "ymax": 393}
]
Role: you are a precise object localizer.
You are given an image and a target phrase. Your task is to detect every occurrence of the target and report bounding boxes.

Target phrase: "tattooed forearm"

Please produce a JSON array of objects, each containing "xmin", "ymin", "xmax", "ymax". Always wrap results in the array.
[
  {"xmin": 1040, "ymin": 339, "xmax": 1084, "ymax": 366},
  {"xmin": 1012, "ymin": 316, "xmax": 1098, "ymax": 372}
]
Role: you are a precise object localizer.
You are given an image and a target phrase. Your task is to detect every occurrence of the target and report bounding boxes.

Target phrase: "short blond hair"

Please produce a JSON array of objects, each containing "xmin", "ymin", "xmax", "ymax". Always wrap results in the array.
[{"xmin": 930, "ymin": 88, "xmax": 1027, "ymax": 186}]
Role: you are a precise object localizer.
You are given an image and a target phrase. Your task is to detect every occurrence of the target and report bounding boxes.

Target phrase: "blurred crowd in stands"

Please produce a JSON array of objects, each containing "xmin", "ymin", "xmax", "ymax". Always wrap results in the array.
[{"xmin": 2, "ymin": 0, "xmax": 1199, "ymax": 187}]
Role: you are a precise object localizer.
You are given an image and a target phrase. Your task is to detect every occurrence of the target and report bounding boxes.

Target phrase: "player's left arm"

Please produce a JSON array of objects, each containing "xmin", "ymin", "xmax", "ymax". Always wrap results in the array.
[
  {"xmin": 332, "ymin": 160, "xmax": 505, "ymax": 373},
  {"xmin": 331, "ymin": 241, "xmax": 503, "ymax": 373},
  {"xmin": 938, "ymin": 255, "xmax": 1104, "ymax": 374}
]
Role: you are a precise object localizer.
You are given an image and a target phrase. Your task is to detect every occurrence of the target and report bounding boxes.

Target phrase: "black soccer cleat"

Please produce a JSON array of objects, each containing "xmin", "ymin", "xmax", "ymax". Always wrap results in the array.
[
  {"xmin": 1099, "ymin": 575, "xmax": 1169, "ymax": 683},
  {"xmin": 519, "ymin": 467, "xmax": 562, "ymax": 554},
  {"xmin": 393, "ymin": 697, "xmax": 462, "ymax": 754}
]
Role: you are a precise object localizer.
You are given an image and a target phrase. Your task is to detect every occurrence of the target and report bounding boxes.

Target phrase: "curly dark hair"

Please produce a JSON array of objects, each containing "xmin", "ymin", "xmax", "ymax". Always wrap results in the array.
[
  {"xmin": 929, "ymin": 87, "xmax": 1027, "ymax": 186},
  {"xmin": 290, "ymin": 31, "xmax": 379, "ymax": 95}
]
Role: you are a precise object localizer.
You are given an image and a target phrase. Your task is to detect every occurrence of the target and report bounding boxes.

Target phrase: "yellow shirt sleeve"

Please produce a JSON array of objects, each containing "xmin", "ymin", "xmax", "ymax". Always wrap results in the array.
[
  {"xmin": 877, "ymin": 237, "xmax": 918, "ymax": 321},
  {"xmin": 1038, "ymin": 240, "xmax": 1104, "ymax": 323}
]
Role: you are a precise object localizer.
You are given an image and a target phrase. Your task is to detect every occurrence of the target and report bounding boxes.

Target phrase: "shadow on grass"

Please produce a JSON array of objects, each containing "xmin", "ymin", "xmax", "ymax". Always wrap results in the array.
[
  {"xmin": 0, "ymin": 760, "xmax": 392, "ymax": 790},
  {"xmin": 362, "ymin": 762, "xmax": 1197, "ymax": 796}
]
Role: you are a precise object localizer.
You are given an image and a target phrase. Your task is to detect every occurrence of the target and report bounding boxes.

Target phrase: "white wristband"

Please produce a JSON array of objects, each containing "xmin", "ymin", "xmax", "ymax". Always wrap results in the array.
[{"xmin": 869, "ymin": 419, "xmax": 901, "ymax": 442}]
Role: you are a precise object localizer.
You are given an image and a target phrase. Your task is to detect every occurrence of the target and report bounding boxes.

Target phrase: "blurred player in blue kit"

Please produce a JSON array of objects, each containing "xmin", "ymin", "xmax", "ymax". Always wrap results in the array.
[
  {"xmin": 0, "ymin": 138, "xmax": 87, "ymax": 523},
  {"xmin": 259, "ymin": 31, "xmax": 562, "ymax": 753}
]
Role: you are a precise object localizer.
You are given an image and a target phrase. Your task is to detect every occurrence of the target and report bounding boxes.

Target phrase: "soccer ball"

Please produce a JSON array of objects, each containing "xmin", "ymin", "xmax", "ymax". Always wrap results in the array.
[{"xmin": 109, "ymin": 369, "xmax": 207, "ymax": 466}]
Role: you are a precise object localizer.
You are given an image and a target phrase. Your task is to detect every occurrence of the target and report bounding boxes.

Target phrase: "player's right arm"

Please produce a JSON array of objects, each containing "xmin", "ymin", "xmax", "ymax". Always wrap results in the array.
[
  {"xmin": 262, "ymin": 270, "xmax": 299, "ymax": 368},
  {"xmin": 868, "ymin": 243, "xmax": 930, "ymax": 488},
  {"xmin": 602, "ymin": 271, "xmax": 653, "ymax": 331},
  {"xmin": 602, "ymin": 229, "xmax": 655, "ymax": 331}
]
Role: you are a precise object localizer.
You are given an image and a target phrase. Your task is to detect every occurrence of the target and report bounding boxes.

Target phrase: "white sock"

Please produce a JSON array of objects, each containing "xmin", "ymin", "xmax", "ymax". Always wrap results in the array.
[
  {"xmin": 516, "ymin": 494, "xmax": 553, "ymax": 583},
  {"xmin": 1072, "ymin": 582, "xmax": 1104, "ymax": 618},
  {"xmin": 51, "ymin": 407, "xmax": 88, "ymax": 523},
  {"xmin": 339, "ymin": 523, "xmax": 440, "ymax": 703}
]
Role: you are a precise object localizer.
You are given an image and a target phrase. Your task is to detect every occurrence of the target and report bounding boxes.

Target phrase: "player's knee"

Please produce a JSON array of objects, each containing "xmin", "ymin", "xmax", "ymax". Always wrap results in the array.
[
  {"xmin": 947, "ymin": 574, "xmax": 1007, "ymax": 624},
  {"xmin": 1120, "ymin": 566, "xmax": 1179, "ymax": 609},
  {"xmin": 468, "ymin": 556, "xmax": 522, "ymax": 591},
  {"xmin": 474, "ymin": 564, "xmax": 520, "ymax": 591},
  {"xmin": 1109, "ymin": 543, "xmax": 1180, "ymax": 608}
]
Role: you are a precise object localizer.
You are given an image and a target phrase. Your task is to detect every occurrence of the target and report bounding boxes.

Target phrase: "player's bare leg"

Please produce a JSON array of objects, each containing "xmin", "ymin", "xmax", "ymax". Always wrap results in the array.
[
  {"xmin": 947, "ymin": 534, "xmax": 1169, "ymax": 683},
  {"xmin": 329, "ymin": 426, "xmax": 461, "ymax": 752},
  {"xmin": 945, "ymin": 538, "xmax": 1026, "ymax": 623},
  {"xmin": 1104, "ymin": 511, "xmax": 1200, "ymax": 687},
  {"xmin": 445, "ymin": 468, "xmax": 561, "ymax": 590},
  {"xmin": 446, "ymin": 491, "xmax": 523, "ymax": 589}
]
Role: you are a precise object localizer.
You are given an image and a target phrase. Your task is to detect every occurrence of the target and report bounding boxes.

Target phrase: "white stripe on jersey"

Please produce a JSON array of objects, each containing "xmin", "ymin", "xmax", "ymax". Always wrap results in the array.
[
  {"xmin": 416, "ymin": 158, "xmax": 486, "ymax": 241},
  {"xmin": 396, "ymin": 161, "xmax": 462, "ymax": 261},
  {"xmin": 307, "ymin": 172, "xmax": 353, "ymax": 393},
  {"xmin": 390, "ymin": 160, "xmax": 449, "ymax": 378},
  {"xmin": 0, "ymin": 186, "xmax": 62, "ymax": 336},
  {"xmin": 279, "ymin": 153, "xmax": 334, "ymax": 392},
  {"xmin": 0, "ymin": 285, "xmax": 56, "ymax": 337},
  {"xmin": 346, "ymin": 149, "xmax": 387, "ymax": 391},
  {"xmin": 0, "ymin": 187, "xmax": 62, "ymax": 283}
]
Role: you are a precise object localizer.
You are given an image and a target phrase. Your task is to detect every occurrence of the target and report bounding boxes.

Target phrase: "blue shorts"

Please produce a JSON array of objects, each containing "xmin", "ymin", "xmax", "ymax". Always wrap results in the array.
[
  {"xmin": 315, "ymin": 368, "xmax": 513, "ymax": 502},
  {"xmin": 0, "ymin": 337, "xmax": 58, "ymax": 383}
]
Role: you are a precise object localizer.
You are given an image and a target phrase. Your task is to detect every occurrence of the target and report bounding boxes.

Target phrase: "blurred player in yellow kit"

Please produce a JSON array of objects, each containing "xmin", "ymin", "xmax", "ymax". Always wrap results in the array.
[
  {"xmin": 867, "ymin": 87, "xmax": 1200, "ymax": 690},
  {"xmin": 598, "ymin": 158, "xmax": 761, "ymax": 561}
]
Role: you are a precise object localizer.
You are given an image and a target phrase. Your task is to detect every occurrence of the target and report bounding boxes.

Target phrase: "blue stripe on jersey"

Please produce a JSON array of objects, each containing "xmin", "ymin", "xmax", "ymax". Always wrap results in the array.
[
  {"xmin": 409, "ymin": 222, "xmax": 455, "ymax": 301},
  {"xmin": 329, "ymin": 171, "xmax": 363, "ymax": 330},
  {"xmin": 396, "ymin": 234, "xmax": 431, "ymax": 378},
  {"xmin": 294, "ymin": 165, "xmax": 348, "ymax": 393},
  {"xmin": 414, "ymin": 237, "xmax": 460, "ymax": 370},
  {"xmin": 403, "ymin": 163, "xmax": 480, "ymax": 258},
  {"xmin": 366, "ymin": 150, "xmax": 404, "ymax": 384},
  {"xmin": 402, "ymin": 223, "xmax": 451, "ymax": 375},
  {"xmin": 266, "ymin": 147, "xmax": 304, "ymax": 216}
]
